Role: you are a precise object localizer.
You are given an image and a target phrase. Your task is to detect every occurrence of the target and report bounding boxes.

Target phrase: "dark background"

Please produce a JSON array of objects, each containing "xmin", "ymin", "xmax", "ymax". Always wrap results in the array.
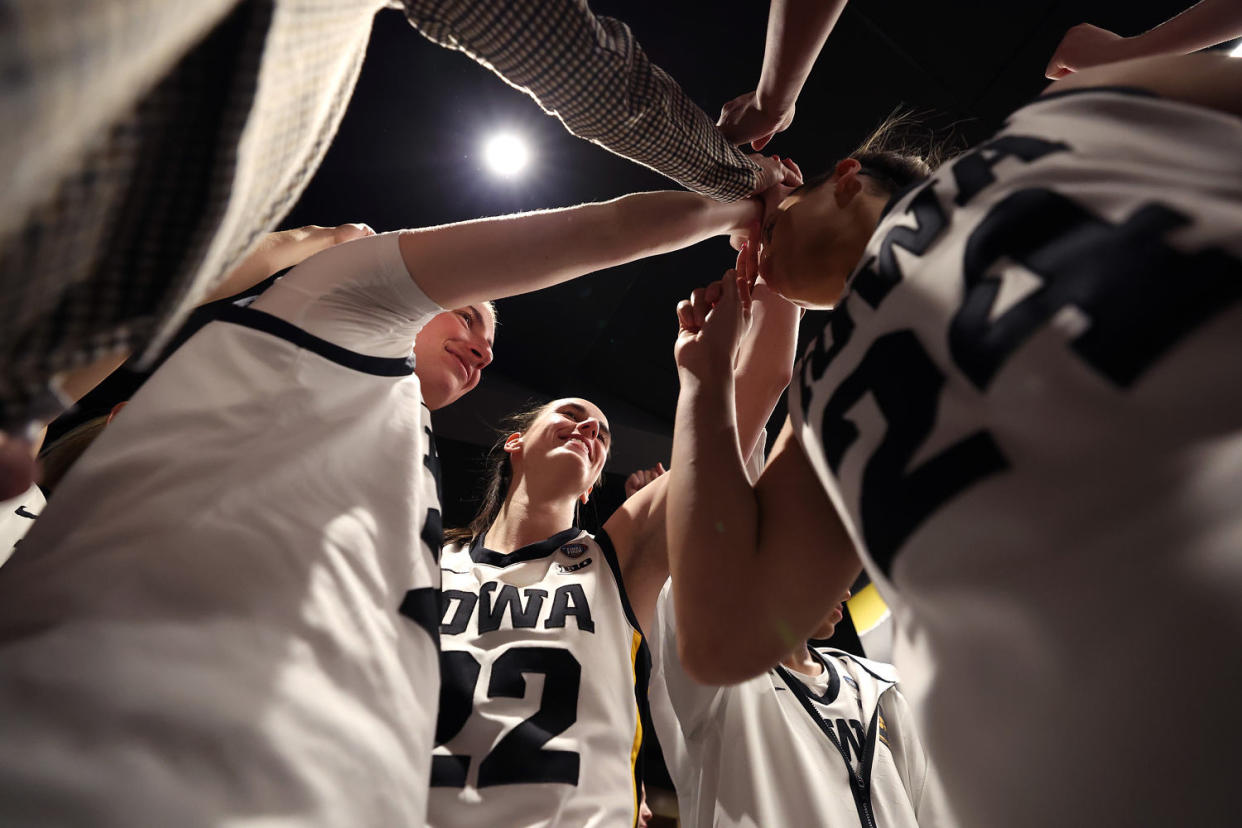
[
  {"xmin": 280, "ymin": 0, "xmax": 1200, "ymax": 530},
  {"xmin": 275, "ymin": 0, "xmax": 1206, "ymax": 800}
]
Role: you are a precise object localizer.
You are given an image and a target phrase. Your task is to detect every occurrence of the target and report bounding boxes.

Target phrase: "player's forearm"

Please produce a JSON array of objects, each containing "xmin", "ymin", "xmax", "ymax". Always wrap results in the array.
[
  {"xmin": 402, "ymin": 0, "xmax": 761, "ymax": 200},
  {"xmin": 1124, "ymin": 0, "xmax": 1242, "ymax": 57},
  {"xmin": 756, "ymin": 0, "xmax": 849, "ymax": 113},
  {"xmin": 733, "ymin": 291, "xmax": 799, "ymax": 464},
  {"xmin": 401, "ymin": 192, "xmax": 756, "ymax": 310},
  {"xmin": 666, "ymin": 370, "xmax": 764, "ymax": 671}
]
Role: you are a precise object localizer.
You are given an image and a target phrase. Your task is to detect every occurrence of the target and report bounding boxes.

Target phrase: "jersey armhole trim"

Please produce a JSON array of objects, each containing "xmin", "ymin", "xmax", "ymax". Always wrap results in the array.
[
  {"xmin": 595, "ymin": 528, "xmax": 647, "ymax": 638},
  {"xmin": 214, "ymin": 304, "xmax": 416, "ymax": 377}
]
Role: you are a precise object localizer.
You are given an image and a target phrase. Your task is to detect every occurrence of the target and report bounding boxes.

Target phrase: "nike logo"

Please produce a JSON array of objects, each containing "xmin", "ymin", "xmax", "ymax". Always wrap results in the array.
[{"xmin": 14, "ymin": 506, "xmax": 38, "ymax": 520}]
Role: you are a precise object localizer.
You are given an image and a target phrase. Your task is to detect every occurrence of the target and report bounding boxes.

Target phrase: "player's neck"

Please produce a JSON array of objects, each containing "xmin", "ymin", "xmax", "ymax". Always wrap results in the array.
[
  {"xmin": 780, "ymin": 642, "xmax": 822, "ymax": 676},
  {"xmin": 487, "ymin": 484, "xmax": 577, "ymax": 553}
]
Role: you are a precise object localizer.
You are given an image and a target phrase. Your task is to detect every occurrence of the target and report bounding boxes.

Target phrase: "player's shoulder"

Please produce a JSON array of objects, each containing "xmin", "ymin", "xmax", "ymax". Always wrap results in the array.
[{"xmin": 817, "ymin": 647, "xmax": 899, "ymax": 687}]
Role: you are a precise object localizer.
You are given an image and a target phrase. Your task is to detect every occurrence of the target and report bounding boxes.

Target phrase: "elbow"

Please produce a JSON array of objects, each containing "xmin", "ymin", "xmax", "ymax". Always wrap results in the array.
[{"xmin": 676, "ymin": 621, "xmax": 775, "ymax": 686}]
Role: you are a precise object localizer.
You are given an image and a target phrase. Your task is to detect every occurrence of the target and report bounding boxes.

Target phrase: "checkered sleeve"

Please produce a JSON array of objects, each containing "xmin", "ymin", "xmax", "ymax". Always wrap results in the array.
[{"xmin": 397, "ymin": 0, "xmax": 761, "ymax": 201}]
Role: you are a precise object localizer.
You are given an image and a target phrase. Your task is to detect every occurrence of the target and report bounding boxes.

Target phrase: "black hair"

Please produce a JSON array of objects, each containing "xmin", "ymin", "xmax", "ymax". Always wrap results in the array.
[{"xmin": 443, "ymin": 400, "xmax": 607, "ymax": 546}]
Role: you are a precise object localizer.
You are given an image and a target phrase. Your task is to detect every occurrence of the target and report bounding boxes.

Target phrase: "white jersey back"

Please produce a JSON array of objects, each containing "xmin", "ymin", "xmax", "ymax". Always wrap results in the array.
[
  {"xmin": 648, "ymin": 582, "xmax": 949, "ymax": 828},
  {"xmin": 790, "ymin": 90, "xmax": 1242, "ymax": 827},
  {"xmin": 0, "ymin": 233, "xmax": 446, "ymax": 825},
  {"xmin": 430, "ymin": 528, "xmax": 649, "ymax": 827}
]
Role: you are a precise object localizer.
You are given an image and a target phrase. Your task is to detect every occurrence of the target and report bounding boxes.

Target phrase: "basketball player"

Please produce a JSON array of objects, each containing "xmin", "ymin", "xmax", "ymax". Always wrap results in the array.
[
  {"xmin": 428, "ymin": 248, "xmax": 799, "ymax": 826},
  {"xmin": 649, "ymin": 581, "xmax": 951, "ymax": 827},
  {"xmin": 666, "ymin": 53, "xmax": 1242, "ymax": 827},
  {"xmin": 0, "ymin": 186, "xmax": 784, "ymax": 824}
]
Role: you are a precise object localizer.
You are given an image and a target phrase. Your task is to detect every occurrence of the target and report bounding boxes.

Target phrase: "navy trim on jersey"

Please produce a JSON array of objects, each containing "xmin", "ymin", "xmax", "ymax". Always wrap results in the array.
[
  {"xmin": 214, "ymin": 304, "xmax": 417, "ymax": 377},
  {"xmin": 469, "ymin": 526, "xmax": 583, "ymax": 567},
  {"xmin": 594, "ymin": 528, "xmax": 646, "ymax": 638},
  {"xmin": 822, "ymin": 649, "xmax": 898, "ymax": 687},
  {"xmin": 595, "ymin": 527, "xmax": 653, "ymax": 827},
  {"xmin": 783, "ymin": 649, "xmax": 843, "ymax": 704}
]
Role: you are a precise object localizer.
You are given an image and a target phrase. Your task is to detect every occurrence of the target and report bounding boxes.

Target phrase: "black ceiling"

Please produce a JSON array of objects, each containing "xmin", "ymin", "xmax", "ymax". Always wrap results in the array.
[{"xmin": 281, "ymin": 0, "xmax": 1194, "ymax": 474}]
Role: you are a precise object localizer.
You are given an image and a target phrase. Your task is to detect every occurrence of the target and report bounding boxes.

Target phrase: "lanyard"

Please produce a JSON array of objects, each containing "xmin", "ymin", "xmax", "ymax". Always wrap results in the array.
[{"xmin": 775, "ymin": 653, "xmax": 881, "ymax": 828}]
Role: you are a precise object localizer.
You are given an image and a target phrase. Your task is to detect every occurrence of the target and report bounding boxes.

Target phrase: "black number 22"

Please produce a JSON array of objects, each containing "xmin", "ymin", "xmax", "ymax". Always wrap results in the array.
[{"xmin": 431, "ymin": 646, "xmax": 582, "ymax": 788}]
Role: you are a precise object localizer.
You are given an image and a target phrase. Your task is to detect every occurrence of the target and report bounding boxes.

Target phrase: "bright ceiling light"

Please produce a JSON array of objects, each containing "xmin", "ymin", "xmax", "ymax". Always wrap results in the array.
[
  {"xmin": 1232, "ymin": 40, "xmax": 1242, "ymax": 57},
  {"xmin": 483, "ymin": 133, "xmax": 530, "ymax": 178}
]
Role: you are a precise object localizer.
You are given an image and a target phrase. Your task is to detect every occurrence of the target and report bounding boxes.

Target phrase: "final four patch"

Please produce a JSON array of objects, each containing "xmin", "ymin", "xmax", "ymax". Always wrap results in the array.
[{"xmin": 560, "ymin": 542, "xmax": 588, "ymax": 559}]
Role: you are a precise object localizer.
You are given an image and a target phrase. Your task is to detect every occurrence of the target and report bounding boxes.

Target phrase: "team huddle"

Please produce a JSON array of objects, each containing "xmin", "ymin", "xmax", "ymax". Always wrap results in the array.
[{"xmin": 1, "ymin": 0, "xmax": 1241, "ymax": 826}]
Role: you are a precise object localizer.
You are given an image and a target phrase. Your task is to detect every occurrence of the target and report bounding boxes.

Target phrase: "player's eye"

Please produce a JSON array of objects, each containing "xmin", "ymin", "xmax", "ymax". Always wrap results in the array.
[{"xmin": 457, "ymin": 311, "xmax": 473, "ymax": 327}]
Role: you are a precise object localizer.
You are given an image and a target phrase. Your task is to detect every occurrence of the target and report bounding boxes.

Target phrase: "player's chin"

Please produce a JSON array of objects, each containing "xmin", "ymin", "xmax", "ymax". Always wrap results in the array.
[{"xmin": 422, "ymin": 372, "xmax": 468, "ymax": 411}]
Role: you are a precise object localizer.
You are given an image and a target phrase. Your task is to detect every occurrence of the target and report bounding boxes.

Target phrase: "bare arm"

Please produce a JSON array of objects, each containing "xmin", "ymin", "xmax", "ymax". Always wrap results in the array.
[
  {"xmin": 1046, "ymin": 1, "xmax": 1242, "ymax": 79},
  {"xmin": 605, "ymin": 257, "xmax": 800, "ymax": 633},
  {"xmin": 666, "ymin": 274, "xmax": 859, "ymax": 684},
  {"xmin": 397, "ymin": 191, "xmax": 763, "ymax": 312},
  {"xmin": 718, "ymin": 0, "xmax": 849, "ymax": 149},
  {"xmin": 733, "ymin": 279, "xmax": 800, "ymax": 465},
  {"xmin": 1045, "ymin": 51, "xmax": 1242, "ymax": 119}
]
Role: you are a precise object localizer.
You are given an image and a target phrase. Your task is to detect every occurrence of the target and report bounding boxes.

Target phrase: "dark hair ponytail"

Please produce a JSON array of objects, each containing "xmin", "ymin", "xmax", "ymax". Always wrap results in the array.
[{"xmin": 443, "ymin": 401, "xmax": 548, "ymax": 547}]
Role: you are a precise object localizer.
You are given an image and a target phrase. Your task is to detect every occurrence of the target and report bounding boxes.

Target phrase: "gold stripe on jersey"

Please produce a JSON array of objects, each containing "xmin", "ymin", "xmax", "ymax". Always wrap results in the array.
[
  {"xmin": 627, "ymin": 628, "xmax": 644, "ymax": 826},
  {"xmin": 847, "ymin": 582, "xmax": 890, "ymax": 635}
]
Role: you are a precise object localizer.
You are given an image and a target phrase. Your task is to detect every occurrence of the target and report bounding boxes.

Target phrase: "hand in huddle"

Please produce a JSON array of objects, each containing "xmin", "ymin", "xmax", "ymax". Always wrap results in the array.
[
  {"xmin": 674, "ymin": 239, "xmax": 762, "ymax": 378},
  {"xmin": 719, "ymin": 90, "xmax": 796, "ymax": 151},
  {"xmin": 746, "ymin": 152, "xmax": 804, "ymax": 200},
  {"xmin": 1045, "ymin": 23, "xmax": 1129, "ymax": 79},
  {"xmin": 732, "ymin": 157, "xmax": 803, "ymax": 251},
  {"xmin": 624, "ymin": 462, "xmax": 667, "ymax": 499}
]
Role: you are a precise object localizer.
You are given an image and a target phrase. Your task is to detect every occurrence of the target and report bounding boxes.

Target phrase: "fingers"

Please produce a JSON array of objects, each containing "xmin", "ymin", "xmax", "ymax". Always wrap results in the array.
[
  {"xmin": 782, "ymin": 156, "xmax": 803, "ymax": 183},
  {"xmin": 779, "ymin": 156, "xmax": 803, "ymax": 187},
  {"xmin": 676, "ymin": 298, "xmax": 697, "ymax": 333},
  {"xmin": 332, "ymin": 222, "xmax": 376, "ymax": 245}
]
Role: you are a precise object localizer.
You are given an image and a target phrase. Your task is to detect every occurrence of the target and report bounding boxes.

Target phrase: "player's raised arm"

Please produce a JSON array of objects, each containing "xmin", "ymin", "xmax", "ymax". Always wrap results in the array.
[
  {"xmin": 1046, "ymin": 0, "xmax": 1242, "ymax": 79},
  {"xmin": 665, "ymin": 271, "xmax": 860, "ymax": 684},
  {"xmin": 718, "ymin": 0, "xmax": 850, "ymax": 150},
  {"xmin": 1044, "ymin": 49, "xmax": 1242, "ymax": 119},
  {"xmin": 603, "ymin": 243, "xmax": 802, "ymax": 635},
  {"xmin": 396, "ymin": 177, "xmax": 797, "ymax": 312}
]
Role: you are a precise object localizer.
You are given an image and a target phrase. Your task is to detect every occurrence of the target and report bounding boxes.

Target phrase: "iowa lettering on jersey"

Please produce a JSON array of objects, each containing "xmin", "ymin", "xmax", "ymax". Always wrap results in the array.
[
  {"xmin": 440, "ymin": 583, "xmax": 596, "ymax": 634},
  {"xmin": 799, "ymin": 134, "xmax": 1242, "ymax": 573}
]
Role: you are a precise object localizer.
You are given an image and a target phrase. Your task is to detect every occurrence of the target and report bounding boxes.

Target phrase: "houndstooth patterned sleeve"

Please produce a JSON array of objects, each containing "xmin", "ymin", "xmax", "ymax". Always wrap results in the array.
[{"xmin": 397, "ymin": 0, "xmax": 762, "ymax": 202}]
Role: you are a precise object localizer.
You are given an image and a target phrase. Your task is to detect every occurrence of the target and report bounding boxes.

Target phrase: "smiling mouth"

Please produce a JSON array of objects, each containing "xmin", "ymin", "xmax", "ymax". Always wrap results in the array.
[
  {"xmin": 563, "ymin": 436, "xmax": 591, "ymax": 460},
  {"xmin": 450, "ymin": 352, "xmax": 470, "ymax": 381}
]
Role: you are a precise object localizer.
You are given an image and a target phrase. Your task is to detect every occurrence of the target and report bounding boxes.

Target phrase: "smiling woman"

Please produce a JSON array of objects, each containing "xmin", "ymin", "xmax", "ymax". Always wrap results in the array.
[{"xmin": 428, "ymin": 245, "xmax": 802, "ymax": 827}]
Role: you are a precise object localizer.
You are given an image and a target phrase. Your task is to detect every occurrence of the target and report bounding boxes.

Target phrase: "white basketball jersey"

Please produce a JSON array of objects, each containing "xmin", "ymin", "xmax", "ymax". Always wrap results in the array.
[
  {"xmin": 649, "ymin": 582, "xmax": 949, "ymax": 828},
  {"xmin": 790, "ymin": 89, "xmax": 1242, "ymax": 827},
  {"xmin": 0, "ymin": 483, "xmax": 42, "ymax": 567},
  {"xmin": 430, "ymin": 528, "xmax": 650, "ymax": 827},
  {"xmin": 0, "ymin": 233, "xmax": 446, "ymax": 825}
]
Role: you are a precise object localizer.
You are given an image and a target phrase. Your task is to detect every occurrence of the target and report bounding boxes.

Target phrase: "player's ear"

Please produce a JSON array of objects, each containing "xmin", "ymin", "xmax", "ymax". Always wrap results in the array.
[
  {"xmin": 503, "ymin": 432, "xmax": 523, "ymax": 454},
  {"xmin": 833, "ymin": 158, "xmax": 863, "ymax": 207}
]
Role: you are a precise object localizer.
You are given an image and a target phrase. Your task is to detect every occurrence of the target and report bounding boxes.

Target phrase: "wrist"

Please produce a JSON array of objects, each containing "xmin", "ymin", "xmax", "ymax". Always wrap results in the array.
[
  {"xmin": 755, "ymin": 82, "xmax": 795, "ymax": 119},
  {"xmin": 709, "ymin": 197, "xmax": 761, "ymax": 235}
]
